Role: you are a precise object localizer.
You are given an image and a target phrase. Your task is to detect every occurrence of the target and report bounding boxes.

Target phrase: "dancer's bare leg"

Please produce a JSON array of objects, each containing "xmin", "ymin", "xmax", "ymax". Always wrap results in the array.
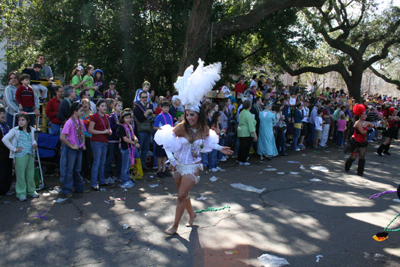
[
  {"xmin": 165, "ymin": 174, "xmax": 195, "ymax": 234},
  {"xmin": 174, "ymin": 173, "xmax": 197, "ymax": 221}
]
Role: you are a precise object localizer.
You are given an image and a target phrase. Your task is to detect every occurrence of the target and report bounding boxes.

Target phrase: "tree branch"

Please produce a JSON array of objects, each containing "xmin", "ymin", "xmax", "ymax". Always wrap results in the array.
[
  {"xmin": 277, "ymin": 53, "xmax": 351, "ymax": 82},
  {"xmin": 240, "ymin": 46, "xmax": 266, "ymax": 61},
  {"xmin": 363, "ymin": 37, "xmax": 400, "ymax": 68},
  {"xmin": 369, "ymin": 66, "xmax": 400, "ymax": 89},
  {"xmin": 359, "ymin": 19, "xmax": 400, "ymax": 54},
  {"xmin": 212, "ymin": 0, "xmax": 325, "ymax": 41}
]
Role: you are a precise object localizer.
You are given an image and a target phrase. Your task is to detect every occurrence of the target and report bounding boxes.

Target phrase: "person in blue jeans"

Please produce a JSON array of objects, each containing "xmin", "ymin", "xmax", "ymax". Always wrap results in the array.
[
  {"xmin": 59, "ymin": 102, "xmax": 89, "ymax": 197},
  {"xmin": 88, "ymin": 100, "xmax": 111, "ymax": 190},
  {"xmin": 292, "ymin": 103, "xmax": 304, "ymax": 151},
  {"xmin": 209, "ymin": 111, "xmax": 224, "ymax": 172},
  {"xmin": 117, "ymin": 110, "xmax": 139, "ymax": 188},
  {"xmin": 134, "ymin": 91, "xmax": 154, "ymax": 172}
]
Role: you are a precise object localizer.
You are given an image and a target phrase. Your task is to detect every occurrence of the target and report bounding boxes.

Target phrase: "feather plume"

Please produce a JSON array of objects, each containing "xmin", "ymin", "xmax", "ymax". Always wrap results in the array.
[{"xmin": 174, "ymin": 59, "xmax": 221, "ymax": 112}]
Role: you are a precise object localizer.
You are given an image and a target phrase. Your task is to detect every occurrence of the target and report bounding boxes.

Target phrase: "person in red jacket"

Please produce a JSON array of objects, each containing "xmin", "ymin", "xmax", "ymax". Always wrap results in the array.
[
  {"xmin": 234, "ymin": 76, "xmax": 246, "ymax": 98},
  {"xmin": 15, "ymin": 74, "xmax": 40, "ymax": 126},
  {"xmin": 45, "ymin": 86, "xmax": 64, "ymax": 135}
]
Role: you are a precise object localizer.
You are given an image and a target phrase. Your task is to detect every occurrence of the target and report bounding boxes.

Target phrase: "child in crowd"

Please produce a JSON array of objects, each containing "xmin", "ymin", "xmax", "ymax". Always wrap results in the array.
[
  {"xmin": 174, "ymin": 111, "xmax": 184, "ymax": 126},
  {"xmin": 153, "ymin": 102, "xmax": 174, "ymax": 178},
  {"xmin": 221, "ymin": 81, "xmax": 231, "ymax": 97},
  {"xmin": 80, "ymin": 98, "xmax": 93, "ymax": 180},
  {"xmin": 22, "ymin": 64, "xmax": 48, "ymax": 102},
  {"xmin": 218, "ymin": 102, "xmax": 229, "ymax": 161},
  {"xmin": 60, "ymin": 103, "xmax": 89, "ymax": 197},
  {"xmin": 15, "ymin": 74, "xmax": 39, "ymax": 126},
  {"xmin": 2, "ymin": 113, "xmax": 38, "ymax": 201},
  {"xmin": 155, "ymin": 97, "xmax": 165, "ymax": 115},
  {"xmin": 209, "ymin": 111, "xmax": 224, "ymax": 172},
  {"xmin": 93, "ymin": 69, "xmax": 105, "ymax": 103},
  {"xmin": 105, "ymin": 98, "xmax": 115, "ymax": 115},
  {"xmin": 118, "ymin": 110, "xmax": 140, "ymax": 188},
  {"xmin": 201, "ymin": 108, "xmax": 213, "ymax": 170},
  {"xmin": 314, "ymin": 108, "xmax": 323, "ymax": 149},
  {"xmin": 0, "ymin": 108, "xmax": 13, "ymax": 196},
  {"xmin": 93, "ymin": 89, "xmax": 104, "ymax": 104},
  {"xmin": 336, "ymin": 114, "xmax": 346, "ymax": 148},
  {"xmin": 104, "ymin": 81, "xmax": 119, "ymax": 99},
  {"xmin": 71, "ymin": 66, "xmax": 87, "ymax": 96},
  {"xmin": 104, "ymin": 101, "xmax": 123, "ymax": 181},
  {"xmin": 82, "ymin": 65, "xmax": 99, "ymax": 98},
  {"xmin": 93, "ymin": 69, "xmax": 105, "ymax": 92},
  {"xmin": 88, "ymin": 100, "xmax": 111, "ymax": 190}
]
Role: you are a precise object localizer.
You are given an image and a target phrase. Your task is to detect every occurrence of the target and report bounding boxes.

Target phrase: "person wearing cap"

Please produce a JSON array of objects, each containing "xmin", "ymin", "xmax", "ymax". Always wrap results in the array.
[
  {"xmin": 169, "ymin": 95, "xmax": 181, "ymax": 120},
  {"xmin": 104, "ymin": 81, "xmax": 119, "ymax": 99}
]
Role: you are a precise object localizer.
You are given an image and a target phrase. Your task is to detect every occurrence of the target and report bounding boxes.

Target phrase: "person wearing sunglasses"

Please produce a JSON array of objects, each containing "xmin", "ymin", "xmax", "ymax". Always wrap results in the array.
[{"xmin": 133, "ymin": 91, "xmax": 155, "ymax": 172}]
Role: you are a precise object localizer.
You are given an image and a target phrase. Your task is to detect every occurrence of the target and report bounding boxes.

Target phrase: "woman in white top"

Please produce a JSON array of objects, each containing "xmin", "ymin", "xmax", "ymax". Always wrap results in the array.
[{"xmin": 155, "ymin": 107, "xmax": 232, "ymax": 235}]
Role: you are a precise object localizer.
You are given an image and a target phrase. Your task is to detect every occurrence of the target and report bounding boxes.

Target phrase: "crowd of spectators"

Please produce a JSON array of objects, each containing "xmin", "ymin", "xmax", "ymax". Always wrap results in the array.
[{"xmin": 0, "ymin": 57, "xmax": 398, "ymax": 201}]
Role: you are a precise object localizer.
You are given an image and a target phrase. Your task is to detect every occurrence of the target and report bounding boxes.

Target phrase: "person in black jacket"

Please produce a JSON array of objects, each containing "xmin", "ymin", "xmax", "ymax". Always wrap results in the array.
[{"xmin": 56, "ymin": 86, "xmax": 76, "ymax": 125}]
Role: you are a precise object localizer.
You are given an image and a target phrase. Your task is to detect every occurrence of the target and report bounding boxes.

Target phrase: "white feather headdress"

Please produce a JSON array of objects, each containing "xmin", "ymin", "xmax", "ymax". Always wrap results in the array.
[{"xmin": 174, "ymin": 59, "xmax": 221, "ymax": 113}]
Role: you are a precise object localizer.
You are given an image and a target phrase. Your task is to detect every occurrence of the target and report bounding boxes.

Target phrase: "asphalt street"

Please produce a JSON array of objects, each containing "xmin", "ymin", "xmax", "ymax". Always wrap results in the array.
[{"xmin": 1, "ymin": 141, "xmax": 400, "ymax": 267}]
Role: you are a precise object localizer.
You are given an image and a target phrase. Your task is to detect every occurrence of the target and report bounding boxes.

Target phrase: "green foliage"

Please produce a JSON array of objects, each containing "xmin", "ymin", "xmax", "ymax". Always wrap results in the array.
[
  {"xmin": 0, "ymin": 0, "xmax": 320, "ymax": 105},
  {"xmin": 1, "ymin": 0, "xmax": 192, "ymax": 107},
  {"xmin": 207, "ymin": 1, "xmax": 314, "ymax": 82}
]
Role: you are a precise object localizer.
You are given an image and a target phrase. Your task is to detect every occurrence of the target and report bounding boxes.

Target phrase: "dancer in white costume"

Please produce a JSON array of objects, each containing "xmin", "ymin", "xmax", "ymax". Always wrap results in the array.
[{"xmin": 155, "ymin": 59, "xmax": 233, "ymax": 235}]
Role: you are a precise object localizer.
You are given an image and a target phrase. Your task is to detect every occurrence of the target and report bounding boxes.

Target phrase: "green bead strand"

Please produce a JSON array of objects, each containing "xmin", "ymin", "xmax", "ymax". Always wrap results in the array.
[
  {"xmin": 195, "ymin": 205, "xmax": 231, "ymax": 213},
  {"xmin": 384, "ymin": 211, "xmax": 400, "ymax": 232}
]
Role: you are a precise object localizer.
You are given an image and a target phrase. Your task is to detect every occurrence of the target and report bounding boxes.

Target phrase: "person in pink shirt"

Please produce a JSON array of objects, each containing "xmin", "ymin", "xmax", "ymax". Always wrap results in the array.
[
  {"xmin": 336, "ymin": 114, "xmax": 347, "ymax": 148},
  {"xmin": 60, "ymin": 102, "xmax": 89, "ymax": 197}
]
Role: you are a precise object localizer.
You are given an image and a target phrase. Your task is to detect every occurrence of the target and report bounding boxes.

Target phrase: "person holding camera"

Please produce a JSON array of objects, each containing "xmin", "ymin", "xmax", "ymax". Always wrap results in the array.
[{"xmin": 134, "ymin": 91, "xmax": 155, "ymax": 172}]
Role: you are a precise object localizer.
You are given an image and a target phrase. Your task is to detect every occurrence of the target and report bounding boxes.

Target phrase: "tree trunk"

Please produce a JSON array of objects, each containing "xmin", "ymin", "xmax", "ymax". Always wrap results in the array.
[
  {"xmin": 344, "ymin": 66, "xmax": 363, "ymax": 103},
  {"xmin": 178, "ymin": 0, "xmax": 213, "ymax": 74}
]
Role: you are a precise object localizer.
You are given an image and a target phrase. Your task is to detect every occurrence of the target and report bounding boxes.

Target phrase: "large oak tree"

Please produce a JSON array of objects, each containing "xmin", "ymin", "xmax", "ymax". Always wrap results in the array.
[{"xmin": 274, "ymin": 0, "xmax": 400, "ymax": 102}]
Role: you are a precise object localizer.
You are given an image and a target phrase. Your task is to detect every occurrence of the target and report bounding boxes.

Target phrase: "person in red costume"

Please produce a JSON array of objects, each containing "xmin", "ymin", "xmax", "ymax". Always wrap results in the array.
[
  {"xmin": 377, "ymin": 107, "xmax": 400, "ymax": 156},
  {"xmin": 345, "ymin": 104, "xmax": 378, "ymax": 176}
]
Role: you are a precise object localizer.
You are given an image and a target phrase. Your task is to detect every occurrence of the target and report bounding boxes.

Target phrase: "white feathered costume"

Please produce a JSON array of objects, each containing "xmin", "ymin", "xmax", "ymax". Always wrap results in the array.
[{"xmin": 154, "ymin": 59, "xmax": 222, "ymax": 183}]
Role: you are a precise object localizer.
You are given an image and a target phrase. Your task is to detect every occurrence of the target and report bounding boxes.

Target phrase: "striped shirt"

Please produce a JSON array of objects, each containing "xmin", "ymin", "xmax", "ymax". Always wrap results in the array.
[
  {"xmin": 366, "ymin": 111, "xmax": 379, "ymax": 122},
  {"xmin": 16, "ymin": 130, "xmax": 33, "ymax": 157}
]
